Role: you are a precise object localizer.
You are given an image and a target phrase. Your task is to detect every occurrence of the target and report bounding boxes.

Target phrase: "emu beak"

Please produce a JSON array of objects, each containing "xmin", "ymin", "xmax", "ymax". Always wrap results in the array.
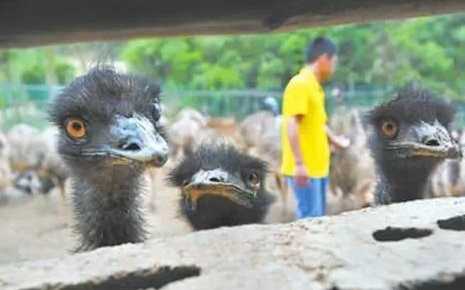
[
  {"xmin": 387, "ymin": 121, "xmax": 462, "ymax": 159},
  {"xmin": 84, "ymin": 114, "xmax": 169, "ymax": 167},
  {"xmin": 182, "ymin": 169, "xmax": 257, "ymax": 210}
]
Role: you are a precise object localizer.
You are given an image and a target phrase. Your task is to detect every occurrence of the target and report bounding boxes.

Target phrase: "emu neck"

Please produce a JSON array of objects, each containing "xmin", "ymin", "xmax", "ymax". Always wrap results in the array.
[
  {"xmin": 376, "ymin": 162, "xmax": 436, "ymax": 204},
  {"xmin": 72, "ymin": 165, "xmax": 146, "ymax": 251}
]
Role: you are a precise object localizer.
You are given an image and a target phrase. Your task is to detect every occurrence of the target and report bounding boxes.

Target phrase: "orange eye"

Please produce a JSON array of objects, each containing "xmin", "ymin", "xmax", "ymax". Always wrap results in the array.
[
  {"xmin": 65, "ymin": 118, "xmax": 86, "ymax": 139},
  {"xmin": 381, "ymin": 119, "xmax": 398, "ymax": 138},
  {"xmin": 247, "ymin": 172, "xmax": 260, "ymax": 188}
]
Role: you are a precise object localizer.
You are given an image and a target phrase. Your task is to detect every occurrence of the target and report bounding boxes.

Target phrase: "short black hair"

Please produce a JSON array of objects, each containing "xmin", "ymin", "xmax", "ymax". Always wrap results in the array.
[{"xmin": 305, "ymin": 37, "xmax": 337, "ymax": 63}]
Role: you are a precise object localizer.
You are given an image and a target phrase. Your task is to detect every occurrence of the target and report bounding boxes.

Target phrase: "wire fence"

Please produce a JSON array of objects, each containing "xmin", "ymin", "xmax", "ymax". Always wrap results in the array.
[{"xmin": 0, "ymin": 84, "xmax": 465, "ymax": 130}]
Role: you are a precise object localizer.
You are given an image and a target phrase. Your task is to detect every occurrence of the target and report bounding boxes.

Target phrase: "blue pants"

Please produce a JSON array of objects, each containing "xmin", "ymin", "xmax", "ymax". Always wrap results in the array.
[{"xmin": 288, "ymin": 177, "xmax": 328, "ymax": 218}]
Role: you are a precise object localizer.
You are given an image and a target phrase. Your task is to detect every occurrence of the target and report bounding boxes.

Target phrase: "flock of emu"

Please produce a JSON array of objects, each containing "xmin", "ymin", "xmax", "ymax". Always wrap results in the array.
[{"xmin": 2, "ymin": 67, "xmax": 464, "ymax": 251}]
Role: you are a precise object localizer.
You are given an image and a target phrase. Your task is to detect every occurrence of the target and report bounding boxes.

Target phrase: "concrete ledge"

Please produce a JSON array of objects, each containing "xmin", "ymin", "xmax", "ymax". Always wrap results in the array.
[{"xmin": 1, "ymin": 197, "xmax": 465, "ymax": 290}]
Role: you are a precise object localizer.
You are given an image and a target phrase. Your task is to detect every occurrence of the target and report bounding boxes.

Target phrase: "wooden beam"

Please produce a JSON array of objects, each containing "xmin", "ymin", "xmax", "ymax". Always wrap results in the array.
[{"xmin": 1, "ymin": 0, "xmax": 465, "ymax": 48}]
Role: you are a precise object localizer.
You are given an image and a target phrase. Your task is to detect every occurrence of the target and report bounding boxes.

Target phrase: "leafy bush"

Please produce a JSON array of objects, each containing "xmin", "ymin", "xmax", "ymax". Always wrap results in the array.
[{"xmin": 120, "ymin": 14, "xmax": 465, "ymax": 99}]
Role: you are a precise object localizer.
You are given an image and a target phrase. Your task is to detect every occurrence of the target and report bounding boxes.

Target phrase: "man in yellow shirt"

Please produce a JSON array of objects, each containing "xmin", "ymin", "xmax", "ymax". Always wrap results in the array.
[{"xmin": 281, "ymin": 37, "xmax": 349, "ymax": 218}]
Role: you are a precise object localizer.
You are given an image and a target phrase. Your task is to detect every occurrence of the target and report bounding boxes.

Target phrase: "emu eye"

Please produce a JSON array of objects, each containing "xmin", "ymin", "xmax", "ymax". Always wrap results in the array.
[
  {"xmin": 247, "ymin": 172, "xmax": 260, "ymax": 188},
  {"xmin": 152, "ymin": 103, "xmax": 161, "ymax": 122},
  {"xmin": 381, "ymin": 119, "xmax": 398, "ymax": 139},
  {"xmin": 65, "ymin": 118, "xmax": 86, "ymax": 140}
]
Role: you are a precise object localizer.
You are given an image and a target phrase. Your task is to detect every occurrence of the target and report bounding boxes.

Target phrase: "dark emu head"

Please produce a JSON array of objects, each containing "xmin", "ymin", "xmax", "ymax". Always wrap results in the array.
[
  {"xmin": 367, "ymin": 86, "xmax": 462, "ymax": 204},
  {"xmin": 168, "ymin": 144, "xmax": 274, "ymax": 231},
  {"xmin": 49, "ymin": 67, "xmax": 169, "ymax": 251}
]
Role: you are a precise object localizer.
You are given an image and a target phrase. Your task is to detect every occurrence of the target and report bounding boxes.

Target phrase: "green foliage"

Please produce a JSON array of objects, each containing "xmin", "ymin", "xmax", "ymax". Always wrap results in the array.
[
  {"xmin": 119, "ymin": 14, "xmax": 465, "ymax": 99},
  {"xmin": 0, "ymin": 48, "xmax": 77, "ymax": 85},
  {"xmin": 54, "ymin": 61, "xmax": 76, "ymax": 85},
  {"xmin": 1, "ymin": 13, "xmax": 465, "ymax": 101},
  {"xmin": 21, "ymin": 64, "xmax": 46, "ymax": 84}
]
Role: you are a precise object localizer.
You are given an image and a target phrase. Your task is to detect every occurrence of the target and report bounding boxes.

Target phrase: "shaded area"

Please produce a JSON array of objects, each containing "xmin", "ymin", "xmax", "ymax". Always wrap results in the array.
[
  {"xmin": 372, "ymin": 226, "xmax": 433, "ymax": 242},
  {"xmin": 397, "ymin": 274, "xmax": 465, "ymax": 290},
  {"xmin": 437, "ymin": 215, "xmax": 465, "ymax": 231},
  {"xmin": 1, "ymin": 0, "xmax": 465, "ymax": 48},
  {"xmin": 38, "ymin": 266, "xmax": 201, "ymax": 290}
]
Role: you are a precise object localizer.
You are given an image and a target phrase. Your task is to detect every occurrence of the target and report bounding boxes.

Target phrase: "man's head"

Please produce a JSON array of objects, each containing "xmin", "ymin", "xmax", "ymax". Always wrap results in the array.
[{"xmin": 305, "ymin": 37, "xmax": 337, "ymax": 83}]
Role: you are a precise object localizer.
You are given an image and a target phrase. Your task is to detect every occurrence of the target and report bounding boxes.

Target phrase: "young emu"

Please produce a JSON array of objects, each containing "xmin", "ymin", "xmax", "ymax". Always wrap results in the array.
[
  {"xmin": 367, "ymin": 86, "xmax": 462, "ymax": 204},
  {"xmin": 168, "ymin": 144, "xmax": 274, "ymax": 230},
  {"xmin": 49, "ymin": 67, "xmax": 169, "ymax": 251}
]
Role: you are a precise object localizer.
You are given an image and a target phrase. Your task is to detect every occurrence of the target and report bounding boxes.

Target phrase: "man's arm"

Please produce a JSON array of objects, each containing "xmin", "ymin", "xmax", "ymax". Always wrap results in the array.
[
  {"xmin": 326, "ymin": 125, "xmax": 350, "ymax": 149},
  {"xmin": 288, "ymin": 115, "xmax": 309, "ymax": 187}
]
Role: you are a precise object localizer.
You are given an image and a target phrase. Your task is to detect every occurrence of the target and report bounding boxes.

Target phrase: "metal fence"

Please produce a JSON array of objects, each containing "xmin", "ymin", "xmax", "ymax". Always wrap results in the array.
[{"xmin": 0, "ymin": 84, "xmax": 465, "ymax": 129}]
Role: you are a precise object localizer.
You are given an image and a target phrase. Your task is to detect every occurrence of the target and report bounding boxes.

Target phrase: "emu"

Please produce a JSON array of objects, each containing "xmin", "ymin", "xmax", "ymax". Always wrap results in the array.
[
  {"xmin": 49, "ymin": 67, "xmax": 169, "ymax": 251},
  {"xmin": 168, "ymin": 144, "xmax": 274, "ymax": 230},
  {"xmin": 367, "ymin": 86, "xmax": 461, "ymax": 204}
]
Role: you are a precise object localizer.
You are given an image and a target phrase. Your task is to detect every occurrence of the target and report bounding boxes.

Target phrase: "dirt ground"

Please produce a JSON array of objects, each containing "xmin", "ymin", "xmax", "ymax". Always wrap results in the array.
[{"xmin": 0, "ymin": 167, "xmax": 296, "ymax": 266}]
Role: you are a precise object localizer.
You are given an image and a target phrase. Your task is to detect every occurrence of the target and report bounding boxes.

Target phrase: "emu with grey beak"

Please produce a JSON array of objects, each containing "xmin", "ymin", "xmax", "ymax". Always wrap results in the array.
[
  {"xmin": 368, "ymin": 86, "xmax": 462, "ymax": 204},
  {"xmin": 386, "ymin": 120, "xmax": 462, "ymax": 160},
  {"xmin": 169, "ymin": 144, "xmax": 274, "ymax": 231},
  {"xmin": 79, "ymin": 114, "xmax": 168, "ymax": 167},
  {"xmin": 50, "ymin": 67, "xmax": 169, "ymax": 251},
  {"xmin": 182, "ymin": 168, "xmax": 258, "ymax": 209}
]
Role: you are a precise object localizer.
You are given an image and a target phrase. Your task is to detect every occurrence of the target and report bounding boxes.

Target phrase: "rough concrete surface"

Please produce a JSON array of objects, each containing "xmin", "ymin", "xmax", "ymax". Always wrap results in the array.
[
  {"xmin": 1, "ymin": 197, "xmax": 465, "ymax": 290},
  {"xmin": 0, "ymin": 168, "xmax": 293, "ymax": 266}
]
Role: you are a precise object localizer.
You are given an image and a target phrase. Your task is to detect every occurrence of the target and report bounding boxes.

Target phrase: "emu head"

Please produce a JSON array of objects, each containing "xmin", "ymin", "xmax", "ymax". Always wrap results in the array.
[
  {"xmin": 367, "ymin": 86, "xmax": 461, "ymax": 202},
  {"xmin": 49, "ymin": 67, "xmax": 169, "ymax": 182},
  {"xmin": 168, "ymin": 144, "xmax": 268, "ymax": 210}
]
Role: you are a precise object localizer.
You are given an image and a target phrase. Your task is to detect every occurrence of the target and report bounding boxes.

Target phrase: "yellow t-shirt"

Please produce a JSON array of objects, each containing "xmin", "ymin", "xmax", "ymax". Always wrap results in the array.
[{"xmin": 280, "ymin": 66, "xmax": 330, "ymax": 177}]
